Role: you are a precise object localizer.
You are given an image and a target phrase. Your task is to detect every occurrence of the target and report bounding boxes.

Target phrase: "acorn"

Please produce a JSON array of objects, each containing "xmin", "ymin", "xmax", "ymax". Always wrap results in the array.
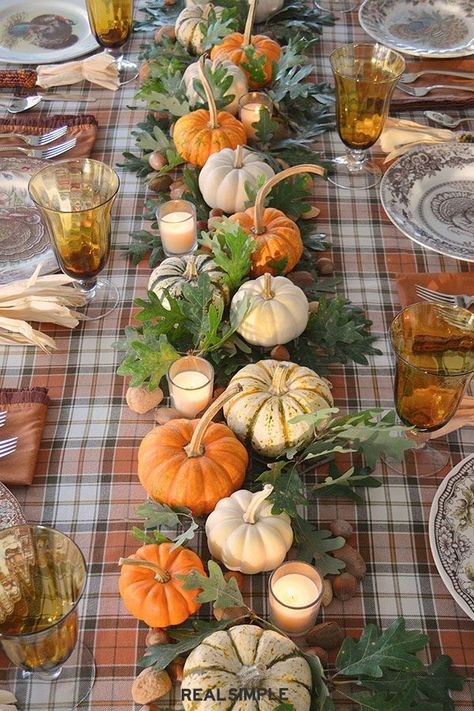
[
  {"xmin": 315, "ymin": 257, "xmax": 334, "ymax": 275},
  {"xmin": 270, "ymin": 345, "xmax": 290, "ymax": 361},
  {"xmin": 332, "ymin": 572, "xmax": 358, "ymax": 602},
  {"xmin": 148, "ymin": 150, "xmax": 167, "ymax": 171},
  {"xmin": 148, "ymin": 174, "xmax": 172, "ymax": 193}
]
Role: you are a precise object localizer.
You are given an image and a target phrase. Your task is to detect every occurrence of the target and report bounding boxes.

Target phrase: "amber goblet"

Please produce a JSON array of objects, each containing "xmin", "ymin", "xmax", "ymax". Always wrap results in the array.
[{"xmin": 85, "ymin": 0, "xmax": 138, "ymax": 83}]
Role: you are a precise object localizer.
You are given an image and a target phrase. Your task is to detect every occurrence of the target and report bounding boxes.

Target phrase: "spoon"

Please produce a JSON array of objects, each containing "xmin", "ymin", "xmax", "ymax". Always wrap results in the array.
[
  {"xmin": 6, "ymin": 93, "xmax": 97, "ymax": 114},
  {"xmin": 423, "ymin": 111, "xmax": 471, "ymax": 128}
]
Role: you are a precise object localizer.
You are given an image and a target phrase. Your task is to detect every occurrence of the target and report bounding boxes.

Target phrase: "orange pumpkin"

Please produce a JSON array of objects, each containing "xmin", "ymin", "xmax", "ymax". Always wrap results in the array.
[
  {"xmin": 229, "ymin": 164, "xmax": 326, "ymax": 277},
  {"xmin": 138, "ymin": 386, "xmax": 248, "ymax": 516},
  {"xmin": 173, "ymin": 56, "xmax": 246, "ymax": 167},
  {"xmin": 118, "ymin": 542, "xmax": 205, "ymax": 627}
]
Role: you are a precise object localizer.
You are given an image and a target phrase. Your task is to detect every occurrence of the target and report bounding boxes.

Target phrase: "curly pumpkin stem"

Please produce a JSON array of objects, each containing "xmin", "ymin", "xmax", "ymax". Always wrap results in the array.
[
  {"xmin": 198, "ymin": 54, "xmax": 218, "ymax": 129},
  {"xmin": 185, "ymin": 383, "xmax": 243, "ymax": 457},
  {"xmin": 234, "ymin": 143, "xmax": 244, "ymax": 169},
  {"xmin": 203, "ymin": 2, "xmax": 214, "ymax": 19},
  {"xmin": 262, "ymin": 272, "xmax": 274, "ymax": 300},
  {"xmin": 243, "ymin": 484, "xmax": 274, "ymax": 523},
  {"xmin": 253, "ymin": 164, "xmax": 326, "ymax": 235},
  {"xmin": 243, "ymin": 0, "xmax": 257, "ymax": 45},
  {"xmin": 183, "ymin": 256, "xmax": 199, "ymax": 280},
  {"xmin": 270, "ymin": 364, "xmax": 289, "ymax": 395},
  {"xmin": 118, "ymin": 557, "xmax": 171, "ymax": 583},
  {"xmin": 239, "ymin": 662, "xmax": 267, "ymax": 687}
]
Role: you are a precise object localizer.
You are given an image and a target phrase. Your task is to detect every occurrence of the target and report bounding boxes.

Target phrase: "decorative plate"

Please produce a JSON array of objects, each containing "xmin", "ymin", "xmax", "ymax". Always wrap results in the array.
[
  {"xmin": 0, "ymin": 0, "xmax": 98, "ymax": 64},
  {"xmin": 380, "ymin": 143, "xmax": 474, "ymax": 262},
  {"xmin": 429, "ymin": 454, "xmax": 474, "ymax": 620},
  {"xmin": 0, "ymin": 483, "xmax": 26, "ymax": 530},
  {"xmin": 0, "ymin": 156, "xmax": 58, "ymax": 284},
  {"xmin": 359, "ymin": 0, "xmax": 474, "ymax": 58}
]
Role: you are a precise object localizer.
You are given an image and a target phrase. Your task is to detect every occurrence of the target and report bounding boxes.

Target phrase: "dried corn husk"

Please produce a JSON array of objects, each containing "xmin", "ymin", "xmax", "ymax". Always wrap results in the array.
[
  {"xmin": 36, "ymin": 52, "xmax": 119, "ymax": 91},
  {"xmin": 378, "ymin": 118, "xmax": 455, "ymax": 162},
  {"xmin": 430, "ymin": 396, "xmax": 474, "ymax": 438}
]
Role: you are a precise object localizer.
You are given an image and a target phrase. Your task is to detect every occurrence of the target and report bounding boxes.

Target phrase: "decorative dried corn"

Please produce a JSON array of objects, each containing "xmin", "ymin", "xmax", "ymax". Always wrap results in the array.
[{"xmin": 0, "ymin": 69, "xmax": 37, "ymax": 89}]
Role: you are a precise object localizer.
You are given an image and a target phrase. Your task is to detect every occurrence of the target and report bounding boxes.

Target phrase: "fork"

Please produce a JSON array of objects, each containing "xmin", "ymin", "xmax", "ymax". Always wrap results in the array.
[
  {"xmin": 0, "ymin": 411, "xmax": 6, "ymax": 428},
  {"xmin": 416, "ymin": 285, "xmax": 474, "ymax": 309},
  {"xmin": 400, "ymin": 70, "xmax": 474, "ymax": 83},
  {"xmin": 0, "ymin": 436, "xmax": 17, "ymax": 459},
  {"xmin": 433, "ymin": 304, "xmax": 474, "ymax": 331},
  {"xmin": 0, "ymin": 125, "xmax": 68, "ymax": 146},
  {"xmin": 0, "ymin": 137, "xmax": 77, "ymax": 159},
  {"xmin": 397, "ymin": 83, "xmax": 474, "ymax": 97}
]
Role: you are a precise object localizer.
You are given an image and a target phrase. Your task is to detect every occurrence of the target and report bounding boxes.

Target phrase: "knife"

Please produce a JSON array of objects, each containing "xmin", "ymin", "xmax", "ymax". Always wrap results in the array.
[{"xmin": 0, "ymin": 92, "xmax": 97, "ymax": 103}]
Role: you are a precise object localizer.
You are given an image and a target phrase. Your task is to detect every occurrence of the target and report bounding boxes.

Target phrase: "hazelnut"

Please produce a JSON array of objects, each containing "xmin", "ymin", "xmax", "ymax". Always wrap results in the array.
[
  {"xmin": 270, "ymin": 345, "xmax": 290, "ymax": 361},
  {"xmin": 301, "ymin": 206, "xmax": 320, "ymax": 220},
  {"xmin": 224, "ymin": 570, "xmax": 246, "ymax": 592},
  {"xmin": 209, "ymin": 208, "xmax": 224, "ymax": 217},
  {"xmin": 304, "ymin": 646, "xmax": 328, "ymax": 667},
  {"xmin": 168, "ymin": 658, "xmax": 184, "ymax": 681},
  {"xmin": 287, "ymin": 270, "xmax": 314, "ymax": 287},
  {"xmin": 329, "ymin": 519, "xmax": 353, "ymax": 540},
  {"xmin": 147, "ymin": 174, "xmax": 172, "ymax": 193},
  {"xmin": 332, "ymin": 543, "xmax": 366, "ymax": 579},
  {"xmin": 148, "ymin": 151, "xmax": 167, "ymax": 172},
  {"xmin": 333, "ymin": 572, "xmax": 358, "ymax": 602},
  {"xmin": 306, "ymin": 621, "xmax": 344, "ymax": 650},
  {"xmin": 213, "ymin": 605, "xmax": 247, "ymax": 621},
  {"xmin": 315, "ymin": 257, "xmax": 334, "ymax": 275},
  {"xmin": 146, "ymin": 628, "xmax": 170, "ymax": 647},
  {"xmin": 154, "ymin": 407, "xmax": 181, "ymax": 425}
]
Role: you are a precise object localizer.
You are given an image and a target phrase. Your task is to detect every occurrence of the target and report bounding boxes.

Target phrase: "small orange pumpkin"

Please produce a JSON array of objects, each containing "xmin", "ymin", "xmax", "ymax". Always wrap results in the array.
[
  {"xmin": 173, "ymin": 56, "xmax": 246, "ymax": 167},
  {"xmin": 118, "ymin": 542, "xmax": 205, "ymax": 627},
  {"xmin": 229, "ymin": 164, "xmax": 326, "ymax": 276},
  {"xmin": 138, "ymin": 385, "xmax": 248, "ymax": 516},
  {"xmin": 210, "ymin": 0, "xmax": 281, "ymax": 88}
]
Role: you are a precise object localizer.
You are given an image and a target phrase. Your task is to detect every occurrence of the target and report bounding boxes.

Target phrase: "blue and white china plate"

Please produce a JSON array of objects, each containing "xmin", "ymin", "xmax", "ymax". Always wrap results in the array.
[
  {"xmin": 429, "ymin": 454, "xmax": 474, "ymax": 620},
  {"xmin": 0, "ymin": 483, "xmax": 26, "ymax": 530}
]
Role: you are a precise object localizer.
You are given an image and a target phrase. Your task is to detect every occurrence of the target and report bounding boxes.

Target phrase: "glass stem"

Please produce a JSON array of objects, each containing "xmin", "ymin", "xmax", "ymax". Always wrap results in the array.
[
  {"xmin": 74, "ymin": 278, "xmax": 97, "ymax": 300},
  {"xmin": 346, "ymin": 148, "xmax": 367, "ymax": 172},
  {"xmin": 36, "ymin": 666, "xmax": 63, "ymax": 681},
  {"xmin": 407, "ymin": 429, "xmax": 431, "ymax": 450}
]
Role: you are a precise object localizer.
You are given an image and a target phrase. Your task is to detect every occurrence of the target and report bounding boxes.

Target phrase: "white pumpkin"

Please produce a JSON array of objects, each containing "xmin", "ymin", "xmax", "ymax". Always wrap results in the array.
[
  {"xmin": 230, "ymin": 272, "xmax": 308, "ymax": 346},
  {"xmin": 148, "ymin": 254, "xmax": 229, "ymax": 306},
  {"xmin": 199, "ymin": 145, "xmax": 274, "ymax": 214},
  {"xmin": 182, "ymin": 58, "xmax": 248, "ymax": 116},
  {"xmin": 182, "ymin": 624, "xmax": 312, "ymax": 711},
  {"xmin": 175, "ymin": 4, "xmax": 222, "ymax": 55},
  {"xmin": 223, "ymin": 359, "xmax": 333, "ymax": 457},
  {"xmin": 253, "ymin": 0, "xmax": 285, "ymax": 23},
  {"xmin": 206, "ymin": 484, "xmax": 293, "ymax": 574}
]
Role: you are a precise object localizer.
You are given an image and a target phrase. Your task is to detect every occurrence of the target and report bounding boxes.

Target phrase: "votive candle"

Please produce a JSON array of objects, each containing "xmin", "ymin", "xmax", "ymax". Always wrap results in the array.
[
  {"xmin": 168, "ymin": 356, "xmax": 214, "ymax": 418},
  {"xmin": 239, "ymin": 92, "xmax": 274, "ymax": 142},
  {"xmin": 157, "ymin": 200, "xmax": 197, "ymax": 257},
  {"xmin": 269, "ymin": 561, "xmax": 323, "ymax": 635}
]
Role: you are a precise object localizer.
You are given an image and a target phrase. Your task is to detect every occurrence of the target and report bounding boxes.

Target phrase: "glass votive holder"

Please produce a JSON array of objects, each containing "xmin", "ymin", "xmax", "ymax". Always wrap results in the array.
[
  {"xmin": 238, "ymin": 92, "xmax": 274, "ymax": 142},
  {"xmin": 167, "ymin": 356, "xmax": 215, "ymax": 418},
  {"xmin": 268, "ymin": 561, "xmax": 323, "ymax": 636},
  {"xmin": 157, "ymin": 200, "xmax": 197, "ymax": 257}
]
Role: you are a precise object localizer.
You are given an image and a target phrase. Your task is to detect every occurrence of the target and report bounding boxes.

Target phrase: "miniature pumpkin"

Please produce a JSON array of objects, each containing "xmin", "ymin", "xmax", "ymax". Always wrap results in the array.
[
  {"xmin": 175, "ymin": 3, "xmax": 221, "ymax": 55},
  {"xmin": 229, "ymin": 163, "xmax": 326, "ymax": 276},
  {"xmin": 182, "ymin": 624, "xmax": 312, "ymax": 710},
  {"xmin": 230, "ymin": 272, "xmax": 308, "ymax": 346},
  {"xmin": 199, "ymin": 145, "xmax": 274, "ymax": 214},
  {"xmin": 223, "ymin": 359, "xmax": 333, "ymax": 457},
  {"xmin": 148, "ymin": 254, "xmax": 229, "ymax": 306},
  {"xmin": 182, "ymin": 58, "xmax": 248, "ymax": 115},
  {"xmin": 138, "ymin": 386, "xmax": 248, "ymax": 516},
  {"xmin": 174, "ymin": 56, "xmax": 247, "ymax": 168},
  {"xmin": 118, "ymin": 542, "xmax": 204, "ymax": 627},
  {"xmin": 205, "ymin": 484, "xmax": 293, "ymax": 573},
  {"xmin": 210, "ymin": 0, "xmax": 281, "ymax": 88}
]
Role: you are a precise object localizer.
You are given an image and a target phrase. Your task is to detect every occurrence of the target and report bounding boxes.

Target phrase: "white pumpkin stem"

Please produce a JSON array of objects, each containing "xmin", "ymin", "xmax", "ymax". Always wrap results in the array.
[
  {"xmin": 262, "ymin": 272, "xmax": 274, "ymax": 300},
  {"xmin": 243, "ymin": 0, "xmax": 257, "ymax": 45},
  {"xmin": 270, "ymin": 364, "xmax": 289, "ymax": 395},
  {"xmin": 203, "ymin": 3, "xmax": 214, "ymax": 20},
  {"xmin": 183, "ymin": 256, "xmax": 199, "ymax": 280},
  {"xmin": 243, "ymin": 484, "xmax": 274, "ymax": 523},
  {"xmin": 185, "ymin": 383, "xmax": 242, "ymax": 457},
  {"xmin": 253, "ymin": 164, "xmax": 326, "ymax": 235},
  {"xmin": 239, "ymin": 662, "xmax": 266, "ymax": 687},
  {"xmin": 118, "ymin": 557, "xmax": 171, "ymax": 583},
  {"xmin": 198, "ymin": 55, "xmax": 218, "ymax": 129},
  {"xmin": 234, "ymin": 144, "xmax": 244, "ymax": 169}
]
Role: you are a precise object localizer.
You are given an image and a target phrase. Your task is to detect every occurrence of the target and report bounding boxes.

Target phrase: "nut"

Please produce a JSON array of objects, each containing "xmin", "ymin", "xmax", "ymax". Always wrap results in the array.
[
  {"xmin": 306, "ymin": 621, "xmax": 344, "ymax": 650},
  {"xmin": 270, "ymin": 345, "xmax": 290, "ymax": 361},
  {"xmin": 209, "ymin": 208, "xmax": 224, "ymax": 217},
  {"xmin": 148, "ymin": 151, "xmax": 167, "ymax": 171},
  {"xmin": 329, "ymin": 519, "xmax": 353, "ymax": 540},
  {"xmin": 303, "ymin": 646, "xmax": 328, "ymax": 666},
  {"xmin": 208, "ymin": 215, "xmax": 225, "ymax": 232},
  {"xmin": 224, "ymin": 570, "xmax": 246, "ymax": 592},
  {"xmin": 132, "ymin": 668, "xmax": 172, "ymax": 704},
  {"xmin": 170, "ymin": 186, "xmax": 186, "ymax": 200},
  {"xmin": 321, "ymin": 578, "xmax": 333, "ymax": 607},
  {"xmin": 154, "ymin": 24, "xmax": 176, "ymax": 42},
  {"xmin": 126, "ymin": 385, "xmax": 163, "ymax": 414},
  {"xmin": 213, "ymin": 605, "xmax": 247, "ymax": 621},
  {"xmin": 146, "ymin": 628, "xmax": 170, "ymax": 647},
  {"xmin": 308, "ymin": 300, "xmax": 319, "ymax": 314},
  {"xmin": 196, "ymin": 220, "xmax": 208, "ymax": 233},
  {"xmin": 148, "ymin": 174, "xmax": 172, "ymax": 193},
  {"xmin": 168, "ymin": 657, "xmax": 184, "ymax": 681},
  {"xmin": 333, "ymin": 572, "xmax": 358, "ymax": 602},
  {"xmin": 287, "ymin": 270, "xmax": 314, "ymax": 288},
  {"xmin": 213, "ymin": 386, "xmax": 226, "ymax": 398},
  {"xmin": 315, "ymin": 257, "xmax": 334, "ymax": 275},
  {"xmin": 301, "ymin": 205, "xmax": 320, "ymax": 220},
  {"xmin": 333, "ymin": 543, "xmax": 366, "ymax": 580},
  {"xmin": 154, "ymin": 407, "xmax": 181, "ymax": 425}
]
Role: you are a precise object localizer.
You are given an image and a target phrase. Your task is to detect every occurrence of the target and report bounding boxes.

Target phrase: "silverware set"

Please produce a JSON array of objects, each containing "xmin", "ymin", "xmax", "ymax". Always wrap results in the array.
[
  {"xmin": 0, "ymin": 124, "xmax": 76, "ymax": 159},
  {"xmin": 397, "ymin": 68, "xmax": 474, "ymax": 97},
  {"xmin": 0, "ymin": 411, "xmax": 17, "ymax": 459},
  {"xmin": 416, "ymin": 286, "xmax": 474, "ymax": 310}
]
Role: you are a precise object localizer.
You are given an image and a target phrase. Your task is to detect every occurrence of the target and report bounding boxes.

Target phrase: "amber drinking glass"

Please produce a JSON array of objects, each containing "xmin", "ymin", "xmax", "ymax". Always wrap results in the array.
[
  {"xmin": 0, "ymin": 525, "xmax": 95, "ymax": 710},
  {"xmin": 389, "ymin": 302, "xmax": 474, "ymax": 476},
  {"xmin": 329, "ymin": 43, "xmax": 405, "ymax": 190},
  {"xmin": 85, "ymin": 0, "xmax": 138, "ymax": 82},
  {"xmin": 28, "ymin": 159, "xmax": 120, "ymax": 320}
]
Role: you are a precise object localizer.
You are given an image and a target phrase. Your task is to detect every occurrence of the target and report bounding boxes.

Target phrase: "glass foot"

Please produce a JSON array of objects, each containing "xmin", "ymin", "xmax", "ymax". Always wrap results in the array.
[
  {"xmin": 328, "ymin": 156, "xmax": 382, "ymax": 190},
  {"xmin": 115, "ymin": 56, "xmax": 139, "ymax": 85},
  {"xmin": 7, "ymin": 643, "xmax": 95, "ymax": 711},
  {"xmin": 315, "ymin": 0, "xmax": 358, "ymax": 12},
  {"xmin": 384, "ymin": 440, "xmax": 450, "ymax": 478},
  {"xmin": 75, "ymin": 278, "xmax": 119, "ymax": 321}
]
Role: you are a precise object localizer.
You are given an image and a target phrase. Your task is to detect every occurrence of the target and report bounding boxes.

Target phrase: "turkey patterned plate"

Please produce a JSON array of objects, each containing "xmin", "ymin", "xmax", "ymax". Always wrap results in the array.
[
  {"xmin": 380, "ymin": 143, "xmax": 474, "ymax": 262},
  {"xmin": 429, "ymin": 454, "xmax": 474, "ymax": 620},
  {"xmin": 359, "ymin": 0, "xmax": 474, "ymax": 58},
  {"xmin": 0, "ymin": 156, "xmax": 58, "ymax": 284},
  {"xmin": 0, "ymin": 483, "xmax": 26, "ymax": 530}
]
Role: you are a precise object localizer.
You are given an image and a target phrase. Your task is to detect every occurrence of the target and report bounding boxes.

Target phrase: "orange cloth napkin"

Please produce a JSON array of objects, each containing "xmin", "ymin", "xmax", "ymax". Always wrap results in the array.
[
  {"xmin": 0, "ymin": 114, "xmax": 98, "ymax": 158},
  {"xmin": 391, "ymin": 58, "xmax": 474, "ymax": 113},
  {"xmin": 395, "ymin": 272, "xmax": 474, "ymax": 308},
  {"xmin": 0, "ymin": 387, "xmax": 49, "ymax": 486}
]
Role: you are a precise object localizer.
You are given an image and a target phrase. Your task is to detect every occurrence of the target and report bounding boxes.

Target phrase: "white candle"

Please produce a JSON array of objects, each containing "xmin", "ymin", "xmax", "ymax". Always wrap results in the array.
[
  {"xmin": 269, "ymin": 566, "xmax": 322, "ymax": 635},
  {"xmin": 159, "ymin": 211, "xmax": 196, "ymax": 255},
  {"xmin": 170, "ymin": 370, "xmax": 213, "ymax": 417},
  {"xmin": 240, "ymin": 102, "xmax": 266, "ymax": 140}
]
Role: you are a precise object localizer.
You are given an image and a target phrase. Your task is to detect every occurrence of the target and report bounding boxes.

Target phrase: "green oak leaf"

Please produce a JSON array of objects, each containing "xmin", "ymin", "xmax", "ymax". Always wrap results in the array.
[
  {"xmin": 134, "ymin": 501, "xmax": 199, "ymax": 551},
  {"xmin": 139, "ymin": 619, "xmax": 230, "ymax": 670},
  {"xmin": 294, "ymin": 516, "xmax": 345, "ymax": 577},
  {"xmin": 180, "ymin": 560, "xmax": 245, "ymax": 609},
  {"xmin": 199, "ymin": 219, "xmax": 255, "ymax": 292}
]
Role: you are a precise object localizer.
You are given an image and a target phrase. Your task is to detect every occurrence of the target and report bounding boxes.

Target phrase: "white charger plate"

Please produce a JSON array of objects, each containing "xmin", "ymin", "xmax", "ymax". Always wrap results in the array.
[{"xmin": 0, "ymin": 0, "xmax": 98, "ymax": 64}]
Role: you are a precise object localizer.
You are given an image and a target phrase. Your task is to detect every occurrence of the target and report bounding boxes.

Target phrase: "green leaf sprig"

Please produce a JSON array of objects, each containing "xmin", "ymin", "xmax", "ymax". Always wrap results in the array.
[
  {"xmin": 132, "ymin": 501, "xmax": 199, "ymax": 550},
  {"xmin": 199, "ymin": 218, "xmax": 255, "ymax": 292}
]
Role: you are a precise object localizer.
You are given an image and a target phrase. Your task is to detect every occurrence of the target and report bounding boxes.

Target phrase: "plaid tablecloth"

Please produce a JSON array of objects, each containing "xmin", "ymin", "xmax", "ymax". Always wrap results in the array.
[{"xmin": 0, "ymin": 6, "xmax": 473, "ymax": 710}]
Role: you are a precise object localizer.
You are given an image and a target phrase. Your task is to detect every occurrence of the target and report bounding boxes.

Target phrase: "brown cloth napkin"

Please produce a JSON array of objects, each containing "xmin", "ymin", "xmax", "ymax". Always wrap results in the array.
[
  {"xmin": 0, "ymin": 387, "xmax": 49, "ymax": 486},
  {"xmin": 395, "ymin": 272, "xmax": 474, "ymax": 308},
  {"xmin": 0, "ymin": 114, "xmax": 98, "ymax": 158},
  {"xmin": 391, "ymin": 58, "xmax": 474, "ymax": 113}
]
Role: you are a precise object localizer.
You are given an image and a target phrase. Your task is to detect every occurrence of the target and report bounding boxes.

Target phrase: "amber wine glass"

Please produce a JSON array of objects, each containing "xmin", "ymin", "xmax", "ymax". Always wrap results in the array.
[
  {"xmin": 329, "ymin": 43, "xmax": 405, "ymax": 190},
  {"xmin": 0, "ymin": 525, "xmax": 94, "ymax": 711},
  {"xmin": 389, "ymin": 302, "xmax": 474, "ymax": 476},
  {"xmin": 28, "ymin": 159, "xmax": 120, "ymax": 321},
  {"xmin": 85, "ymin": 0, "xmax": 138, "ymax": 83}
]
